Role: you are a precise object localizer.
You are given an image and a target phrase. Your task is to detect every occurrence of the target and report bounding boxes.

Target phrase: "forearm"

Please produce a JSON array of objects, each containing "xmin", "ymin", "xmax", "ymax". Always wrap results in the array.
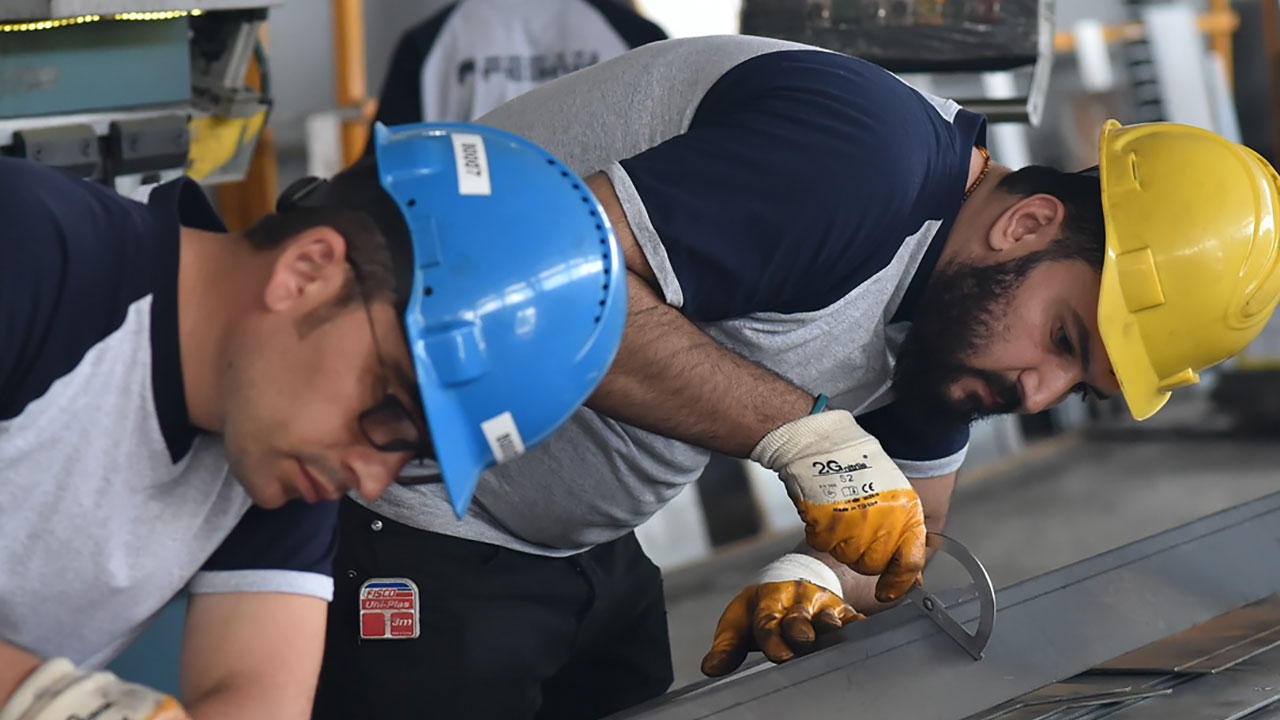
[
  {"xmin": 0, "ymin": 641, "xmax": 41, "ymax": 706},
  {"xmin": 586, "ymin": 272, "xmax": 813, "ymax": 457}
]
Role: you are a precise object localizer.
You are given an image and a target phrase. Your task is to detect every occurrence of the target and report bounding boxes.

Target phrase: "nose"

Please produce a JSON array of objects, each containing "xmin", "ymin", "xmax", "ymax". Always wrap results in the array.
[
  {"xmin": 1019, "ymin": 356, "xmax": 1080, "ymax": 414},
  {"xmin": 346, "ymin": 446, "xmax": 413, "ymax": 501}
]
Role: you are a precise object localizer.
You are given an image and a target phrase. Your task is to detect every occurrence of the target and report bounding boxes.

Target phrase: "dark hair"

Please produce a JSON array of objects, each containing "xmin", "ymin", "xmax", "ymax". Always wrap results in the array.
[
  {"xmin": 243, "ymin": 205, "xmax": 397, "ymax": 308},
  {"xmin": 995, "ymin": 165, "xmax": 1106, "ymax": 271}
]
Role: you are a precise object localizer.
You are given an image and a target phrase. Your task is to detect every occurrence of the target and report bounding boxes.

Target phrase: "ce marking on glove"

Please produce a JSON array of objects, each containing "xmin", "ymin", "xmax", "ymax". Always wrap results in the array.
[{"xmin": 838, "ymin": 482, "xmax": 876, "ymax": 499}]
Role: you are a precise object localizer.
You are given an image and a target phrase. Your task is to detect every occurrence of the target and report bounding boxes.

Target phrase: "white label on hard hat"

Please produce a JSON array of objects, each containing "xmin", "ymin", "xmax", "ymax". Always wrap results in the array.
[
  {"xmin": 481, "ymin": 411, "xmax": 525, "ymax": 463},
  {"xmin": 451, "ymin": 133, "xmax": 492, "ymax": 196}
]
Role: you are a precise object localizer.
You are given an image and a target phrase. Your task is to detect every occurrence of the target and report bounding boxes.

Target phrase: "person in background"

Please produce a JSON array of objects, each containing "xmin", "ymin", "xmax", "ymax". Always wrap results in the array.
[{"xmin": 371, "ymin": 0, "xmax": 666, "ymax": 127}]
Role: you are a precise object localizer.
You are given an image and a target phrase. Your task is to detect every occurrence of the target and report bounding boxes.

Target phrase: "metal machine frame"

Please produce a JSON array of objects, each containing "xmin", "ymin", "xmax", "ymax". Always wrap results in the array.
[
  {"xmin": 0, "ymin": 0, "xmax": 270, "ymax": 19},
  {"xmin": 1, "ymin": 1, "xmax": 277, "ymax": 190}
]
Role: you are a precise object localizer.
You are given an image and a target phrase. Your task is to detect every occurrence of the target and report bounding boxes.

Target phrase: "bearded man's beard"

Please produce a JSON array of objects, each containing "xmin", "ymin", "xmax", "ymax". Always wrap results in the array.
[{"xmin": 891, "ymin": 253, "xmax": 1053, "ymax": 432}]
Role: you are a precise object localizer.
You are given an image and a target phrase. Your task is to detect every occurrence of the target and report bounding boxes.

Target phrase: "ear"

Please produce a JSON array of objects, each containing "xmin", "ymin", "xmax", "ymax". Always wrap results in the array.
[
  {"xmin": 987, "ymin": 194, "xmax": 1065, "ymax": 254},
  {"xmin": 262, "ymin": 226, "xmax": 350, "ymax": 313}
]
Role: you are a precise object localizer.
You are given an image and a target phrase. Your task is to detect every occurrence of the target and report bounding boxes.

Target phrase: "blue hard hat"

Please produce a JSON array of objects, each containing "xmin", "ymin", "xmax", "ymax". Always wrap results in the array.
[{"xmin": 277, "ymin": 122, "xmax": 626, "ymax": 516}]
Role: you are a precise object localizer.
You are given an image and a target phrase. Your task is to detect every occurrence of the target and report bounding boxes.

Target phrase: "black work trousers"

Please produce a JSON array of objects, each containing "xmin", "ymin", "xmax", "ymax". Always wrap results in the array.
[{"xmin": 313, "ymin": 498, "xmax": 674, "ymax": 720}]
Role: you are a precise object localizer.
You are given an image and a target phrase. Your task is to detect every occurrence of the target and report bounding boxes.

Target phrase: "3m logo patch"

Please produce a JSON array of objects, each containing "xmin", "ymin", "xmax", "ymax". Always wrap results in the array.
[{"xmin": 359, "ymin": 578, "xmax": 420, "ymax": 640}]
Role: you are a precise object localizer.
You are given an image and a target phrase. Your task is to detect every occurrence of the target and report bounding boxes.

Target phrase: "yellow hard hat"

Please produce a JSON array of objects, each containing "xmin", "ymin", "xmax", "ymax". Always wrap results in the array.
[{"xmin": 1098, "ymin": 119, "xmax": 1280, "ymax": 420}]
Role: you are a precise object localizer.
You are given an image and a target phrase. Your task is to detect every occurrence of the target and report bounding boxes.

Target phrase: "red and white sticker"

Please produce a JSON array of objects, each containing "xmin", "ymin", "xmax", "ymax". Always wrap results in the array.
[{"xmin": 358, "ymin": 578, "xmax": 420, "ymax": 640}]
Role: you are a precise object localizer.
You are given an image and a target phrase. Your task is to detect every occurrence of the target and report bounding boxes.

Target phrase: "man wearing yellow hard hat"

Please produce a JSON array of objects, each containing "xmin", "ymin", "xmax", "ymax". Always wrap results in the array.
[
  {"xmin": 699, "ymin": 116, "xmax": 1280, "ymax": 678},
  {"xmin": 317, "ymin": 35, "xmax": 1280, "ymax": 718}
]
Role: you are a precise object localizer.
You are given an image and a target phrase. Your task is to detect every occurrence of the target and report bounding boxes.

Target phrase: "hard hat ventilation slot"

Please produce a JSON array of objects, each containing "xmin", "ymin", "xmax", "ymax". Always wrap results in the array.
[{"xmin": 543, "ymin": 154, "xmax": 614, "ymax": 327}]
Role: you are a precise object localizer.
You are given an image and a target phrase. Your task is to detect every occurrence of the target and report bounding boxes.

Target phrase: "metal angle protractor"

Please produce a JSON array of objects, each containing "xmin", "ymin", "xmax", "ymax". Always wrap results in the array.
[{"xmin": 906, "ymin": 532, "xmax": 997, "ymax": 660}]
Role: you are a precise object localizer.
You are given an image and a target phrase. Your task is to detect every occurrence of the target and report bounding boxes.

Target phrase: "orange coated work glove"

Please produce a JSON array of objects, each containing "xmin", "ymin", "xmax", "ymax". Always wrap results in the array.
[
  {"xmin": 701, "ymin": 554, "xmax": 862, "ymax": 677},
  {"xmin": 0, "ymin": 658, "xmax": 191, "ymax": 720},
  {"xmin": 751, "ymin": 410, "xmax": 927, "ymax": 602}
]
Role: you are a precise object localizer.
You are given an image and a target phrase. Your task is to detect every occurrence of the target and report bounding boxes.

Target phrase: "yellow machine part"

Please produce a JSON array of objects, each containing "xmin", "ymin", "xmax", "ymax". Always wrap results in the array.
[{"xmin": 186, "ymin": 110, "xmax": 267, "ymax": 182}]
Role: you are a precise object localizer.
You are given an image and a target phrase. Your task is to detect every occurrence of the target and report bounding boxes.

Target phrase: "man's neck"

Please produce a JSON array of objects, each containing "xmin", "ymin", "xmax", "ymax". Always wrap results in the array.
[
  {"xmin": 176, "ymin": 227, "xmax": 257, "ymax": 432},
  {"xmin": 936, "ymin": 150, "xmax": 1013, "ymax": 269}
]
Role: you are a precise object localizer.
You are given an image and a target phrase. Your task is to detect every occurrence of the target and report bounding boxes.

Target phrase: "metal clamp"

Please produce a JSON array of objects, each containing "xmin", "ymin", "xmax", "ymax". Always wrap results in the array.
[{"xmin": 906, "ymin": 532, "xmax": 997, "ymax": 660}]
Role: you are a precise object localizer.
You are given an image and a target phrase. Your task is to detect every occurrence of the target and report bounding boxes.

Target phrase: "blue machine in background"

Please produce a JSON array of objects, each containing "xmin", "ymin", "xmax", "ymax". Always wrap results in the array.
[
  {"xmin": 0, "ymin": 18, "xmax": 191, "ymax": 118},
  {"xmin": 1, "ymin": 1, "xmax": 277, "ymax": 195}
]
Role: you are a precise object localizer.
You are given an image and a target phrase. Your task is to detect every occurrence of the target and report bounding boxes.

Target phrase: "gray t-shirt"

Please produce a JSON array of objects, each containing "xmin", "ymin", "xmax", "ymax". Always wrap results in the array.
[{"xmin": 363, "ymin": 35, "xmax": 985, "ymax": 555}]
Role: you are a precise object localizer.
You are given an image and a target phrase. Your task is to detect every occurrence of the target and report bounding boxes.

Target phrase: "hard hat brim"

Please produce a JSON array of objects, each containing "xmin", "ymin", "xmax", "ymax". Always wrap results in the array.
[
  {"xmin": 1097, "ymin": 252, "xmax": 1170, "ymax": 421},
  {"xmin": 1096, "ymin": 119, "xmax": 1170, "ymax": 422}
]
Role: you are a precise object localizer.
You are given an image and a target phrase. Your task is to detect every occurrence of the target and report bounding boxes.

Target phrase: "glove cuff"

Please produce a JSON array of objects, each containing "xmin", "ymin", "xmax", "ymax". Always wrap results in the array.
[
  {"xmin": 750, "ymin": 410, "xmax": 862, "ymax": 470},
  {"xmin": 0, "ymin": 658, "xmax": 79, "ymax": 720},
  {"xmin": 756, "ymin": 553, "xmax": 844, "ymax": 599}
]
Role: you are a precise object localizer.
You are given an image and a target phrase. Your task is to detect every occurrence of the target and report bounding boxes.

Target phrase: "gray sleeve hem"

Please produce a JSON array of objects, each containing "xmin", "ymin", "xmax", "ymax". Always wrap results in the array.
[
  {"xmin": 188, "ymin": 569, "xmax": 334, "ymax": 601},
  {"xmin": 602, "ymin": 161, "xmax": 685, "ymax": 309},
  {"xmin": 894, "ymin": 443, "xmax": 969, "ymax": 479}
]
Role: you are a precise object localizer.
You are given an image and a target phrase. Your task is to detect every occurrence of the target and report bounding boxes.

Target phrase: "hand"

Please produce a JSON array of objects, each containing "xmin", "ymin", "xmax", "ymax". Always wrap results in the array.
[
  {"xmin": 701, "ymin": 576, "xmax": 862, "ymax": 677},
  {"xmin": 0, "ymin": 658, "xmax": 190, "ymax": 720},
  {"xmin": 751, "ymin": 410, "xmax": 927, "ymax": 601}
]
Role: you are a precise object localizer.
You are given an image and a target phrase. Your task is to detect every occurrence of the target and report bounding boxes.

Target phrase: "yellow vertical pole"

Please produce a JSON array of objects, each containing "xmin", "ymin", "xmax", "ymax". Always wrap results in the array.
[
  {"xmin": 1208, "ymin": 0, "xmax": 1235, "ymax": 91},
  {"xmin": 333, "ymin": 0, "xmax": 376, "ymax": 167},
  {"xmin": 215, "ymin": 24, "xmax": 279, "ymax": 232}
]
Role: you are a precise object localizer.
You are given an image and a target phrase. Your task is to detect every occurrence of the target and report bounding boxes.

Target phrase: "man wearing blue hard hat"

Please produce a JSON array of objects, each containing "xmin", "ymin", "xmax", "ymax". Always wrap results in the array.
[
  {"xmin": 0, "ymin": 122, "xmax": 622, "ymax": 720},
  {"xmin": 277, "ymin": 122, "xmax": 627, "ymax": 516}
]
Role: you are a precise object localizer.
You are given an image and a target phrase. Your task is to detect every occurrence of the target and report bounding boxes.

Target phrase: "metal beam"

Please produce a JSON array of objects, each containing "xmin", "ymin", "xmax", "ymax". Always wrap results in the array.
[
  {"xmin": 612, "ymin": 491, "xmax": 1280, "ymax": 720},
  {"xmin": 1, "ymin": 1, "xmax": 280, "ymax": 21}
]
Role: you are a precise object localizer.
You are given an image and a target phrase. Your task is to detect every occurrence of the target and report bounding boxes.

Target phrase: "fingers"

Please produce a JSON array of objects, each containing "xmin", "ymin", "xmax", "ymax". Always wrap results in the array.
[
  {"xmin": 780, "ymin": 608, "xmax": 817, "ymax": 651},
  {"xmin": 830, "ymin": 529, "xmax": 897, "ymax": 576},
  {"xmin": 703, "ymin": 581, "xmax": 865, "ymax": 677},
  {"xmin": 700, "ymin": 636, "xmax": 750, "ymax": 677},
  {"xmin": 835, "ymin": 602, "xmax": 865, "ymax": 625},
  {"xmin": 874, "ymin": 525, "xmax": 927, "ymax": 602},
  {"xmin": 758, "ymin": 583, "xmax": 859, "ymax": 662},
  {"xmin": 701, "ymin": 589, "xmax": 754, "ymax": 677},
  {"xmin": 811, "ymin": 603, "xmax": 862, "ymax": 635},
  {"xmin": 752, "ymin": 601, "xmax": 796, "ymax": 664},
  {"xmin": 805, "ymin": 598, "xmax": 863, "ymax": 646}
]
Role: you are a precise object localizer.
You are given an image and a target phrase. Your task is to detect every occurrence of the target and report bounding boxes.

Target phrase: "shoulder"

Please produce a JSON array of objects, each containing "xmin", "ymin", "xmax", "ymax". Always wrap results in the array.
[
  {"xmin": 398, "ymin": 1, "xmax": 462, "ymax": 58},
  {"xmin": 0, "ymin": 160, "xmax": 163, "ymax": 420},
  {"xmin": 698, "ymin": 49, "xmax": 964, "ymax": 150},
  {"xmin": 690, "ymin": 47, "xmax": 982, "ymax": 233}
]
